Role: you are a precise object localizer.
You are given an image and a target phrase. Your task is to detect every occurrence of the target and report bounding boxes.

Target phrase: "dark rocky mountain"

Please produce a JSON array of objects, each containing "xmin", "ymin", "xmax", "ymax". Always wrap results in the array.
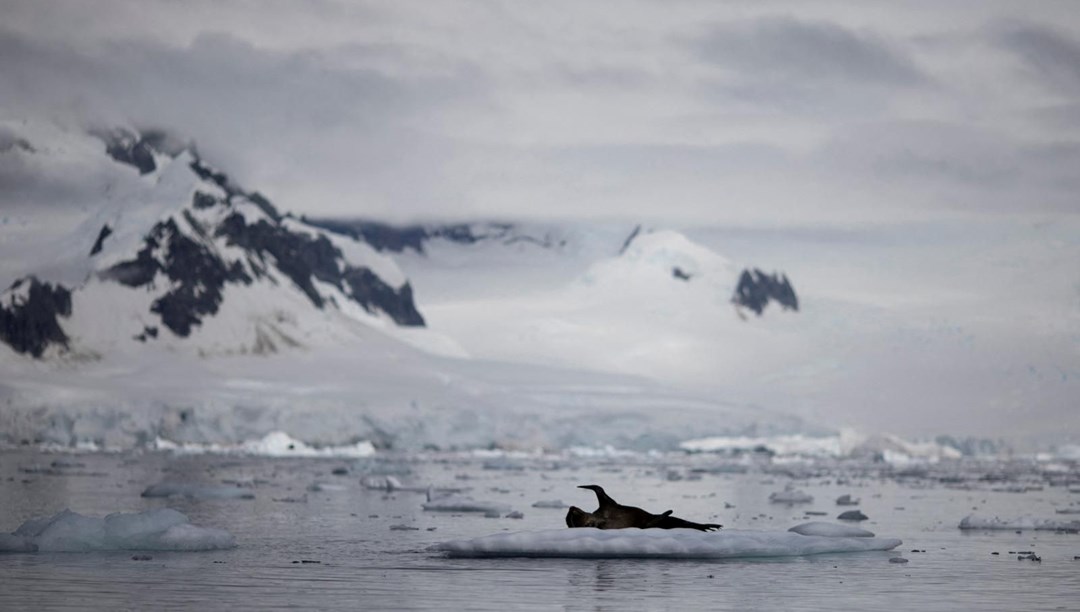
[
  {"xmin": 732, "ymin": 268, "xmax": 799, "ymax": 316},
  {"xmin": 0, "ymin": 128, "xmax": 426, "ymax": 359},
  {"xmin": 0, "ymin": 277, "xmax": 73, "ymax": 358}
]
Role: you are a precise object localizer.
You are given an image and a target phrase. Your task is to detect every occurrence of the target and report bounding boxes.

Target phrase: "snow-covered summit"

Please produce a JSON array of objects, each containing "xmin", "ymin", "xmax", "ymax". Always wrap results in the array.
[{"xmin": 0, "ymin": 119, "xmax": 426, "ymax": 360}]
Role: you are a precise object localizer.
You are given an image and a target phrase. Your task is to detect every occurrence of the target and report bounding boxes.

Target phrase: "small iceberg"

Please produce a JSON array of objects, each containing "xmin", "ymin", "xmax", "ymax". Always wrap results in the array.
[
  {"xmin": 431, "ymin": 528, "xmax": 901, "ymax": 559},
  {"xmin": 836, "ymin": 494, "xmax": 860, "ymax": 506},
  {"xmin": 769, "ymin": 486, "xmax": 813, "ymax": 504},
  {"xmin": 958, "ymin": 515, "xmax": 1080, "ymax": 531},
  {"xmin": 838, "ymin": 510, "xmax": 869, "ymax": 521},
  {"xmin": 788, "ymin": 522, "xmax": 874, "ymax": 538},
  {"xmin": 1, "ymin": 508, "xmax": 236, "ymax": 552},
  {"xmin": 154, "ymin": 431, "xmax": 375, "ymax": 458},
  {"xmin": 141, "ymin": 483, "xmax": 255, "ymax": 500},
  {"xmin": 532, "ymin": 500, "xmax": 566, "ymax": 509}
]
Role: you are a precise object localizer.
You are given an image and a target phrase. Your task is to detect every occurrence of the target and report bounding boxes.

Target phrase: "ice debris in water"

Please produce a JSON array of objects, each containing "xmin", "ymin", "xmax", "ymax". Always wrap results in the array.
[
  {"xmin": 838, "ymin": 510, "xmax": 869, "ymax": 521},
  {"xmin": 432, "ymin": 528, "xmax": 901, "ymax": 559},
  {"xmin": 1, "ymin": 508, "xmax": 236, "ymax": 552},
  {"xmin": 836, "ymin": 494, "xmax": 860, "ymax": 506},
  {"xmin": 958, "ymin": 515, "xmax": 1080, "ymax": 531},
  {"xmin": 531, "ymin": 500, "xmax": 566, "ymax": 509},
  {"xmin": 788, "ymin": 522, "xmax": 875, "ymax": 538},
  {"xmin": 142, "ymin": 483, "xmax": 255, "ymax": 500},
  {"xmin": 769, "ymin": 486, "xmax": 813, "ymax": 504},
  {"xmin": 422, "ymin": 489, "xmax": 512, "ymax": 514}
]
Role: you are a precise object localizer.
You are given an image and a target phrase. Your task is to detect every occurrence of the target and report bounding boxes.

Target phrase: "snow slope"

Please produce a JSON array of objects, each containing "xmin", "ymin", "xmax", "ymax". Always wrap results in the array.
[{"xmin": 395, "ymin": 216, "xmax": 1080, "ymax": 446}]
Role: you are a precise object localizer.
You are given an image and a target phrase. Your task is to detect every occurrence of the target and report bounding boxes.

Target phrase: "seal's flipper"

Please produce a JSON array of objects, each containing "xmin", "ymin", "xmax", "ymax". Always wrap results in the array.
[
  {"xmin": 652, "ymin": 514, "xmax": 723, "ymax": 531},
  {"xmin": 578, "ymin": 484, "xmax": 617, "ymax": 509}
]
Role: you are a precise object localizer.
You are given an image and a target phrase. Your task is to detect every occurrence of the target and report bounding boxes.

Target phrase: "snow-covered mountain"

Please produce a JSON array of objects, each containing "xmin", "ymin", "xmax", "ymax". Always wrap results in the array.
[
  {"xmin": 0, "ymin": 122, "xmax": 427, "ymax": 360},
  {"xmin": 0, "ymin": 118, "xmax": 817, "ymax": 452},
  {"xmin": 2, "ymin": 117, "xmax": 1075, "ymax": 454}
]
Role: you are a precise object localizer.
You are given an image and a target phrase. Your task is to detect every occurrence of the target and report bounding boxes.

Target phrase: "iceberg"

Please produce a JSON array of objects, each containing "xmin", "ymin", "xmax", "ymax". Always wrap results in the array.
[
  {"xmin": 431, "ymin": 528, "xmax": 901, "ymax": 559},
  {"xmin": 958, "ymin": 515, "xmax": 1080, "ymax": 531},
  {"xmin": 1, "ymin": 508, "xmax": 236, "ymax": 552}
]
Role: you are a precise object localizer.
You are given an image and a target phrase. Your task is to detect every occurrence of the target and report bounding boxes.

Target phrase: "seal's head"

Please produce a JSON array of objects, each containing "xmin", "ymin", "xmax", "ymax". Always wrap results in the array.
[{"xmin": 565, "ymin": 505, "xmax": 598, "ymax": 528}]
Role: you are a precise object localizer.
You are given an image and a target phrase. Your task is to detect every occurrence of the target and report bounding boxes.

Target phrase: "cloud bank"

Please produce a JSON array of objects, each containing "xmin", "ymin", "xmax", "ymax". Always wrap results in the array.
[{"xmin": 1, "ymin": 1, "xmax": 1078, "ymax": 225}]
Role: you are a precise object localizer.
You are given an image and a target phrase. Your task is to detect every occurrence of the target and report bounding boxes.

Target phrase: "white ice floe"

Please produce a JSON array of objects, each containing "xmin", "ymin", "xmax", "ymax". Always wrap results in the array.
[
  {"xmin": 788, "ymin": 522, "xmax": 875, "ymax": 538},
  {"xmin": 431, "ymin": 528, "xmax": 901, "ymax": 559},
  {"xmin": 141, "ymin": 483, "xmax": 255, "ymax": 500},
  {"xmin": 1, "ymin": 508, "xmax": 236, "ymax": 552},
  {"xmin": 958, "ymin": 515, "xmax": 1080, "ymax": 531},
  {"xmin": 532, "ymin": 500, "xmax": 566, "ymax": 509}
]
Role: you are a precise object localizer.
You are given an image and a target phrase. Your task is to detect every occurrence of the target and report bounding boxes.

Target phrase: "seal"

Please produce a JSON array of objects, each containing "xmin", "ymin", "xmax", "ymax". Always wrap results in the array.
[{"xmin": 565, "ymin": 484, "xmax": 721, "ymax": 531}]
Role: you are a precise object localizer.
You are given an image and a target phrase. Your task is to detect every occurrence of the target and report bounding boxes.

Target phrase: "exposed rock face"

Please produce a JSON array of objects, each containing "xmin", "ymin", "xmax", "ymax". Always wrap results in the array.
[
  {"xmin": 303, "ymin": 218, "xmax": 519, "ymax": 254},
  {"xmin": 96, "ymin": 128, "xmax": 158, "ymax": 175},
  {"xmin": 89, "ymin": 224, "xmax": 112, "ymax": 256},
  {"xmin": 732, "ymin": 269, "xmax": 798, "ymax": 315},
  {"xmin": 0, "ymin": 277, "xmax": 73, "ymax": 358},
  {"xmin": 342, "ymin": 267, "xmax": 424, "ymax": 326}
]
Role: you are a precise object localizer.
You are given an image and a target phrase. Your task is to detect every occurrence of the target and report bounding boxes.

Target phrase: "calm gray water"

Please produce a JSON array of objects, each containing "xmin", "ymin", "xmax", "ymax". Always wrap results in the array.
[{"xmin": 1, "ymin": 449, "xmax": 1078, "ymax": 611}]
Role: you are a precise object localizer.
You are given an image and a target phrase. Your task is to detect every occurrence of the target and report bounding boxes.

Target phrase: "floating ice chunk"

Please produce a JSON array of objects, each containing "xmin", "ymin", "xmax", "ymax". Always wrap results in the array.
[
  {"xmin": 836, "ymin": 494, "xmax": 860, "ymax": 506},
  {"xmin": 105, "ymin": 508, "xmax": 188, "ymax": 548},
  {"xmin": 838, "ymin": 510, "xmax": 869, "ymax": 521},
  {"xmin": 3, "ymin": 509, "xmax": 235, "ymax": 552},
  {"xmin": 532, "ymin": 500, "xmax": 566, "ymax": 509},
  {"xmin": 32, "ymin": 510, "xmax": 106, "ymax": 551},
  {"xmin": 788, "ymin": 522, "xmax": 875, "ymax": 538},
  {"xmin": 141, "ymin": 483, "xmax": 255, "ymax": 500},
  {"xmin": 0, "ymin": 534, "xmax": 36, "ymax": 552},
  {"xmin": 431, "ymin": 528, "xmax": 902, "ymax": 559},
  {"xmin": 156, "ymin": 523, "xmax": 236, "ymax": 551},
  {"xmin": 769, "ymin": 487, "xmax": 813, "ymax": 504},
  {"xmin": 361, "ymin": 475, "xmax": 403, "ymax": 490},
  {"xmin": 958, "ymin": 515, "xmax": 1080, "ymax": 531},
  {"xmin": 422, "ymin": 494, "xmax": 512, "ymax": 514}
]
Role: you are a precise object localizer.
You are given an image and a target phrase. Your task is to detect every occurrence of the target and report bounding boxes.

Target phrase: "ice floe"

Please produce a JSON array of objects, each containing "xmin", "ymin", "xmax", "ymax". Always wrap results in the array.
[
  {"xmin": 431, "ymin": 528, "xmax": 901, "ymax": 559},
  {"xmin": 788, "ymin": 522, "xmax": 875, "ymax": 538},
  {"xmin": 1, "ymin": 508, "xmax": 235, "ymax": 552},
  {"xmin": 958, "ymin": 515, "xmax": 1080, "ymax": 531}
]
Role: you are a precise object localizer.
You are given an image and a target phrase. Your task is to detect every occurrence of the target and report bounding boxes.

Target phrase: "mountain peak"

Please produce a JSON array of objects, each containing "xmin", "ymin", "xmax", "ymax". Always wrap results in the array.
[{"xmin": 0, "ymin": 124, "xmax": 427, "ymax": 360}]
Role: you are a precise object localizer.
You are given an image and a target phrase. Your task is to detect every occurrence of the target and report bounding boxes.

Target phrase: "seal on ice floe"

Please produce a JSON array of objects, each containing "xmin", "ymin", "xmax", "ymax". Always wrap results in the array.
[{"xmin": 566, "ymin": 485, "xmax": 721, "ymax": 532}]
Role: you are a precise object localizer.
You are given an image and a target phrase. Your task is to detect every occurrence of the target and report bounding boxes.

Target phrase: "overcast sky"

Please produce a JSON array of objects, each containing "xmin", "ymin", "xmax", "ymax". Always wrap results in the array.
[{"xmin": 2, "ymin": 0, "xmax": 1079, "ymax": 225}]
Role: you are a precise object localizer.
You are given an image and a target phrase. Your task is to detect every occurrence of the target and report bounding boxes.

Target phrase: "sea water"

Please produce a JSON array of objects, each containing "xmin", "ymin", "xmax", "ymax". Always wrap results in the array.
[{"xmin": 1, "ymin": 449, "xmax": 1077, "ymax": 611}]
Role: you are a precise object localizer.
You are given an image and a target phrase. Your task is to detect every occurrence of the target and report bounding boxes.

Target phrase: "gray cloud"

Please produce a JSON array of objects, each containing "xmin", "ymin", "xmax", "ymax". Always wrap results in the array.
[
  {"xmin": 0, "ymin": 3, "xmax": 1078, "ymax": 224},
  {"xmin": 994, "ymin": 21, "xmax": 1080, "ymax": 93},
  {"xmin": 693, "ymin": 17, "xmax": 926, "ymax": 86},
  {"xmin": 0, "ymin": 25, "xmax": 488, "ymax": 217}
]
